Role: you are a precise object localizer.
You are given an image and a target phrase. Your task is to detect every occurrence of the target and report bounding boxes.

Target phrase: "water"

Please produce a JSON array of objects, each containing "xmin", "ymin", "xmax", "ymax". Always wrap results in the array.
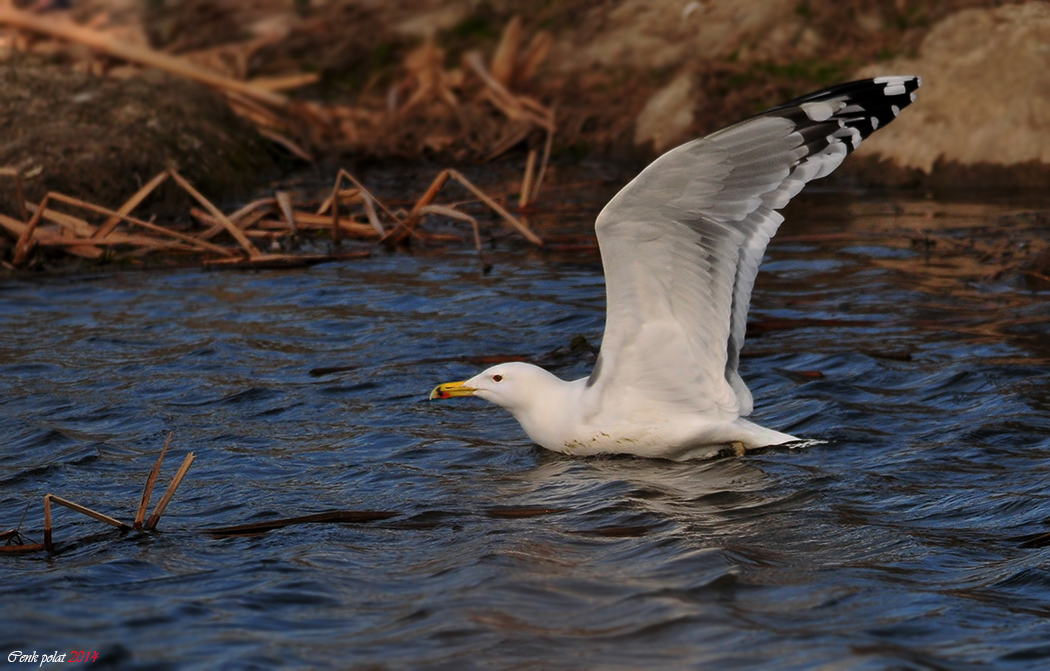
[{"xmin": 2, "ymin": 192, "xmax": 1050, "ymax": 670}]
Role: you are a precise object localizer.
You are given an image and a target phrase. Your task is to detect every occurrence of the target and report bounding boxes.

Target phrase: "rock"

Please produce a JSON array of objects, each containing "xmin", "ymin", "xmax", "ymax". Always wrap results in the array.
[
  {"xmin": 551, "ymin": 0, "xmax": 807, "ymax": 72},
  {"xmin": 854, "ymin": 2, "xmax": 1050, "ymax": 176},
  {"xmin": 634, "ymin": 72, "xmax": 695, "ymax": 153}
]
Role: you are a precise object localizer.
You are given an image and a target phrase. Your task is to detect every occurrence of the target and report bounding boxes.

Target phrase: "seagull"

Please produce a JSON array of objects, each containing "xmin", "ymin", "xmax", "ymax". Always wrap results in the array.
[{"xmin": 431, "ymin": 76, "xmax": 921, "ymax": 460}]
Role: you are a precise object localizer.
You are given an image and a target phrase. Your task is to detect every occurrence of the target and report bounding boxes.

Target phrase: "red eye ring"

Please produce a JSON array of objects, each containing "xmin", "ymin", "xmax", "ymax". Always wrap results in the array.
[{"xmin": 492, "ymin": 374, "xmax": 503, "ymax": 382}]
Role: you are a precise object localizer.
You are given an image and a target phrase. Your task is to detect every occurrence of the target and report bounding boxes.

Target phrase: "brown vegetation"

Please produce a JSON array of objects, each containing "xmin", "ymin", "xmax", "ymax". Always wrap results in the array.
[{"xmin": 0, "ymin": 160, "xmax": 545, "ymax": 270}]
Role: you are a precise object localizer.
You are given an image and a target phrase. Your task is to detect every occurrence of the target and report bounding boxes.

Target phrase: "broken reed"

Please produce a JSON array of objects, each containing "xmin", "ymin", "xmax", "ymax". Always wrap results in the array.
[
  {"xmin": 1, "ymin": 433, "xmax": 195, "ymax": 554},
  {"xmin": 0, "ymin": 162, "xmax": 545, "ymax": 271}
]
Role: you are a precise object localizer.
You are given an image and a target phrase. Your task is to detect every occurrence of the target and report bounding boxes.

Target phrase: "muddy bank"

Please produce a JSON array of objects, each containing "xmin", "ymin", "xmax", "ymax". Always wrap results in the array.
[{"xmin": 0, "ymin": 57, "xmax": 275, "ymax": 215}]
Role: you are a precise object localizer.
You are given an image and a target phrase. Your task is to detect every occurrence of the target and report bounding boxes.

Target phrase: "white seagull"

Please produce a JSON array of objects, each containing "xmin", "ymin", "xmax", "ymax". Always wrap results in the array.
[{"xmin": 431, "ymin": 76, "xmax": 921, "ymax": 460}]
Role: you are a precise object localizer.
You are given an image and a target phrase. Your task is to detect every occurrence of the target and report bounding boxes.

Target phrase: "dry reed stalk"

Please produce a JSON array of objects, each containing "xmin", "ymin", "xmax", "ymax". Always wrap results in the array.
[
  {"xmin": 27, "ymin": 203, "xmax": 97, "ymax": 237},
  {"xmin": 203, "ymin": 510, "xmax": 397, "ymax": 537},
  {"xmin": 327, "ymin": 169, "xmax": 401, "ymax": 244},
  {"xmin": 359, "ymin": 189, "xmax": 384, "ymax": 236},
  {"xmin": 517, "ymin": 31, "xmax": 553, "ymax": 83},
  {"xmin": 222, "ymin": 90, "xmax": 288, "ymax": 130},
  {"xmin": 464, "ymin": 51, "xmax": 553, "ymax": 130},
  {"xmin": 485, "ymin": 120, "xmax": 534, "ymax": 161},
  {"xmin": 275, "ymin": 191, "xmax": 296, "ymax": 233},
  {"xmin": 316, "ymin": 188, "xmax": 362, "ymax": 215},
  {"xmin": 254, "ymin": 220, "xmax": 294, "ymax": 231},
  {"xmin": 228, "ymin": 197, "xmax": 279, "ymax": 221},
  {"xmin": 0, "ymin": 6, "xmax": 290, "ymax": 109},
  {"xmin": 291, "ymin": 211, "xmax": 383, "ymax": 238},
  {"xmin": 0, "ymin": 166, "xmax": 28, "ymax": 220},
  {"xmin": 203, "ymin": 251, "xmax": 369, "ymax": 269},
  {"xmin": 44, "ymin": 192, "xmax": 234, "ymax": 256},
  {"xmin": 447, "ymin": 170, "xmax": 542, "ymax": 245},
  {"xmin": 144, "ymin": 452, "xmax": 195, "ymax": 531},
  {"xmin": 193, "ymin": 208, "xmax": 271, "ymax": 240},
  {"xmin": 11, "ymin": 193, "xmax": 54, "ymax": 267},
  {"xmin": 195, "ymin": 198, "xmax": 276, "ymax": 240},
  {"xmin": 168, "ymin": 170, "xmax": 258, "ymax": 257},
  {"xmin": 256, "ymin": 128, "xmax": 314, "ymax": 162},
  {"xmin": 417, "ymin": 231, "xmax": 465, "ymax": 243},
  {"xmin": 529, "ymin": 123, "xmax": 555, "ymax": 205},
  {"xmin": 47, "ymin": 495, "xmax": 132, "ymax": 531},
  {"xmin": 383, "ymin": 169, "xmax": 450, "ymax": 247},
  {"xmin": 0, "ymin": 541, "xmax": 43, "ymax": 554},
  {"xmin": 243, "ymin": 229, "xmax": 291, "ymax": 241},
  {"xmin": 43, "ymin": 493, "xmax": 132, "ymax": 552},
  {"xmin": 338, "ymin": 170, "xmax": 401, "ymax": 221},
  {"xmin": 0, "ymin": 214, "xmax": 102, "ymax": 258},
  {"xmin": 247, "ymin": 72, "xmax": 321, "ymax": 92},
  {"xmin": 135, "ymin": 433, "xmax": 171, "ymax": 529},
  {"xmin": 94, "ymin": 171, "xmax": 169, "ymax": 239},
  {"xmin": 519, "ymin": 148, "xmax": 537, "ymax": 210},
  {"xmin": 328, "ymin": 176, "xmax": 342, "ymax": 244},
  {"xmin": 120, "ymin": 239, "xmax": 201, "ymax": 254},
  {"xmin": 43, "ymin": 494, "xmax": 51, "ymax": 549},
  {"xmin": 418, "ymin": 204, "xmax": 487, "ymax": 269},
  {"xmin": 490, "ymin": 16, "xmax": 522, "ymax": 86},
  {"xmin": 513, "ymin": 95, "xmax": 553, "ymax": 122}
]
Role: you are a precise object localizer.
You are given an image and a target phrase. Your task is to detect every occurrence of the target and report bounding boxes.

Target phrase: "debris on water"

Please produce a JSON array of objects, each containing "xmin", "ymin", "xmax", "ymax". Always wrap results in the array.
[
  {"xmin": 0, "ymin": 164, "xmax": 543, "ymax": 271},
  {"xmin": 1, "ymin": 433, "xmax": 195, "ymax": 554},
  {"xmin": 203, "ymin": 511, "xmax": 399, "ymax": 538}
]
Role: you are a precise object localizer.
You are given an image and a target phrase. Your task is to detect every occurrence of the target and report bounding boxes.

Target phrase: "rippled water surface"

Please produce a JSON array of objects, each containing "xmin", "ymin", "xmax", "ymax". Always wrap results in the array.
[{"xmin": 2, "ymin": 192, "xmax": 1050, "ymax": 670}]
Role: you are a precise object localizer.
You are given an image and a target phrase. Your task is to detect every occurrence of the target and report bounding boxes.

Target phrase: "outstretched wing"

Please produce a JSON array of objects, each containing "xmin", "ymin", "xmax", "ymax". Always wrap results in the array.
[{"xmin": 585, "ymin": 76, "xmax": 920, "ymax": 421}]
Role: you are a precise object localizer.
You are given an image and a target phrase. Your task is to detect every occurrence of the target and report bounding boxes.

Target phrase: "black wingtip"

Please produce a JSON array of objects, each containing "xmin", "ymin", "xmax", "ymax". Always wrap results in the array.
[{"xmin": 771, "ymin": 76, "xmax": 921, "ymax": 149}]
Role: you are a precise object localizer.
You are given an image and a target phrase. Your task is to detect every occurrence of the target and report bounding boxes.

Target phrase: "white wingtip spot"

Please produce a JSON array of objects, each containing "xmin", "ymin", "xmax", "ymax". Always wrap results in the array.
[
  {"xmin": 891, "ymin": 104, "xmax": 900, "ymax": 117},
  {"xmin": 874, "ymin": 75, "xmax": 915, "ymax": 97},
  {"xmin": 910, "ymin": 91, "xmax": 917, "ymax": 103},
  {"xmin": 871, "ymin": 116, "xmax": 879, "ymax": 130},
  {"xmin": 801, "ymin": 101, "xmax": 836, "ymax": 122}
]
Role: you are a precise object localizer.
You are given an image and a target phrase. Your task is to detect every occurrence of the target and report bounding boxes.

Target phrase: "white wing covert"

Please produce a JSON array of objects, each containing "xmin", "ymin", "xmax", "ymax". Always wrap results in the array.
[{"xmin": 585, "ymin": 76, "xmax": 921, "ymax": 421}]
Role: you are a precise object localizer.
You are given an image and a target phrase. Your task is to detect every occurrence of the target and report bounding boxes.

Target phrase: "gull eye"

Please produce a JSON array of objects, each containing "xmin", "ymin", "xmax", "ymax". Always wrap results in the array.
[{"xmin": 492, "ymin": 374, "xmax": 503, "ymax": 382}]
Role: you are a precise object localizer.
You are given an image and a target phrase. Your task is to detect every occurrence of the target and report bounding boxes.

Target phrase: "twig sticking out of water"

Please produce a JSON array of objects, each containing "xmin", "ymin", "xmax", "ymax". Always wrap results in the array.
[
  {"xmin": 0, "ymin": 435, "xmax": 196, "ymax": 554},
  {"xmin": 382, "ymin": 168, "xmax": 543, "ymax": 249},
  {"xmin": 144, "ymin": 452, "xmax": 196, "ymax": 531},
  {"xmin": 135, "ymin": 432, "xmax": 171, "ymax": 529},
  {"xmin": 45, "ymin": 495, "xmax": 133, "ymax": 549},
  {"xmin": 169, "ymin": 170, "xmax": 259, "ymax": 258}
]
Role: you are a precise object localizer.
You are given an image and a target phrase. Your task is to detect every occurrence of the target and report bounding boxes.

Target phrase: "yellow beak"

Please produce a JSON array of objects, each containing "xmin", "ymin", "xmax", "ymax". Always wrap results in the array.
[{"xmin": 429, "ymin": 380, "xmax": 477, "ymax": 400}]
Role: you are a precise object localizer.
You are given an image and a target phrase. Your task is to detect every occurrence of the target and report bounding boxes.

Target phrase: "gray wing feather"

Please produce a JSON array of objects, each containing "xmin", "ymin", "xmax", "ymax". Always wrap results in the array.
[{"xmin": 588, "ymin": 76, "xmax": 921, "ymax": 419}]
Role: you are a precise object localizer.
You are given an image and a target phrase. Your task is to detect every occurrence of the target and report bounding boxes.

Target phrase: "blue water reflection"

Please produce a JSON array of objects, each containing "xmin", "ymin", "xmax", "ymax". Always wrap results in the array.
[{"xmin": 1, "ymin": 195, "xmax": 1049, "ymax": 669}]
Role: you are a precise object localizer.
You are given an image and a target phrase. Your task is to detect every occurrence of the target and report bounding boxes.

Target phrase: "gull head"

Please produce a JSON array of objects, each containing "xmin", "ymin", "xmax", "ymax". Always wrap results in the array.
[{"xmin": 429, "ymin": 362, "xmax": 564, "ymax": 414}]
